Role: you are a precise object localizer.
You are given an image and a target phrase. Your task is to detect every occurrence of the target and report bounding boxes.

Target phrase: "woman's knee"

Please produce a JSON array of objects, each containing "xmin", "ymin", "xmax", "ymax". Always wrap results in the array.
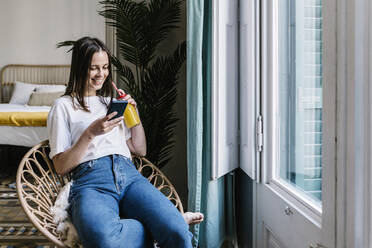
[
  {"xmin": 161, "ymin": 223, "xmax": 193, "ymax": 248},
  {"xmin": 79, "ymin": 224, "xmax": 120, "ymax": 248},
  {"xmin": 85, "ymin": 219, "xmax": 151, "ymax": 248},
  {"xmin": 93, "ymin": 233, "xmax": 121, "ymax": 248},
  {"xmin": 121, "ymin": 219, "xmax": 153, "ymax": 247}
]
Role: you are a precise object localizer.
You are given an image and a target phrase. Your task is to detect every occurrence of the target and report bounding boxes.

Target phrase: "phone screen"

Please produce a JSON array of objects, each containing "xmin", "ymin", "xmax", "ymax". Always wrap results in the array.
[{"xmin": 107, "ymin": 100, "xmax": 128, "ymax": 120}]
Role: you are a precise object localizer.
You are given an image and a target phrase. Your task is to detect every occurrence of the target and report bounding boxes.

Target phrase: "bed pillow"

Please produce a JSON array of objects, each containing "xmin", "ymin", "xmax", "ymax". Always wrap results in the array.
[
  {"xmin": 9, "ymin": 81, "xmax": 38, "ymax": 105},
  {"xmin": 35, "ymin": 84, "xmax": 66, "ymax": 93},
  {"xmin": 27, "ymin": 91, "xmax": 64, "ymax": 106}
]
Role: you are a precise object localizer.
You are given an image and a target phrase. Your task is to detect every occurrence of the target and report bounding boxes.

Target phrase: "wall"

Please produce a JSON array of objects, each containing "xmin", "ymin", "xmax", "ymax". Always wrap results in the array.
[
  {"xmin": 0, "ymin": 0, "xmax": 106, "ymax": 70},
  {"xmin": 236, "ymin": 169, "xmax": 254, "ymax": 247},
  {"xmin": 154, "ymin": 1, "xmax": 188, "ymax": 207}
]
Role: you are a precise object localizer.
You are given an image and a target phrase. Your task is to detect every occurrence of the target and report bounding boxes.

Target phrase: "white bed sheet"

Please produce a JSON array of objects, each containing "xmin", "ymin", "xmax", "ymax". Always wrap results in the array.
[
  {"xmin": 0, "ymin": 104, "xmax": 51, "ymax": 147},
  {"xmin": 0, "ymin": 104, "xmax": 50, "ymax": 112}
]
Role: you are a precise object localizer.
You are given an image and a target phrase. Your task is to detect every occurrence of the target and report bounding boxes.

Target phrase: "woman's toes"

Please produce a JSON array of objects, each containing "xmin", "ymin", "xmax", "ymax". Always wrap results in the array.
[{"xmin": 183, "ymin": 212, "xmax": 204, "ymax": 225}]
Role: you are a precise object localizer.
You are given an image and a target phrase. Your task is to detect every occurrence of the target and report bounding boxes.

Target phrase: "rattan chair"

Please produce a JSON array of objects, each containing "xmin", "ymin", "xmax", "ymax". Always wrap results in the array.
[{"xmin": 16, "ymin": 140, "xmax": 183, "ymax": 247}]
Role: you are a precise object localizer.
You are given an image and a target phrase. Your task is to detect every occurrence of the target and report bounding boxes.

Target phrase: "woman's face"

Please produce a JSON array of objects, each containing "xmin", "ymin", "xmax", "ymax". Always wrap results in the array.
[{"xmin": 85, "ymin": 51, "xmax": 109, "ymax": 96}]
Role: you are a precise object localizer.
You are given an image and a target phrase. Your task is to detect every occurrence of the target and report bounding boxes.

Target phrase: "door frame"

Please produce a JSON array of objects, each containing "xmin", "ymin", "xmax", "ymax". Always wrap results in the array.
[
  {"xmin": 320, "ymin": 0, "xmax": 337, "ymax": 246},
  {"xmin": 336, "ymin": 0, "xmax": 372, "ymax": 247}
]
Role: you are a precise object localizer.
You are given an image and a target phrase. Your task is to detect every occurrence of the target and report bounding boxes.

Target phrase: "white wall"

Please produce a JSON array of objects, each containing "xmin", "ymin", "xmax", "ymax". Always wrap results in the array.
[{"xmin": 0, "ymin": 0, "xmax": 106, "ymax": 70}]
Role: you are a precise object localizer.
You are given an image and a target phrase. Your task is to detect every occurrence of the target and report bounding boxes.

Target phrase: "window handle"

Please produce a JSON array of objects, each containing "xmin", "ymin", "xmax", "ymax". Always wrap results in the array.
[{"xmin": 284, "ymin": 206, "xmax": 293, "ymax": 215}]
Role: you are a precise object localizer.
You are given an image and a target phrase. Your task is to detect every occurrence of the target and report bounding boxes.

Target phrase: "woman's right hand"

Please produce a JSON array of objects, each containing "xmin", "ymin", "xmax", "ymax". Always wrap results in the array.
[
  {"xmin": 86, "ymin": 111, "xmax": 124, "ymax": 137},
  {"xmin": 52, "ymin": 112, "xmax": 123, "ymax": 175}
]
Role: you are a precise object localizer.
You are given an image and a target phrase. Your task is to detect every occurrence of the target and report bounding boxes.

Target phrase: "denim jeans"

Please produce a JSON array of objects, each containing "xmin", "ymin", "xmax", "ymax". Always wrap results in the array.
[{"xmin": 68, "ymin": 154, "xmax": 192, "ymax": 248}]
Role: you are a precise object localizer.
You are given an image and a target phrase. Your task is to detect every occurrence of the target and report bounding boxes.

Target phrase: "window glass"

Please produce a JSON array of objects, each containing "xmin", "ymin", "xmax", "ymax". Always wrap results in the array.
[{"xmin": 278, "ymin": 0, "xmax": 323, "ymax": 203}]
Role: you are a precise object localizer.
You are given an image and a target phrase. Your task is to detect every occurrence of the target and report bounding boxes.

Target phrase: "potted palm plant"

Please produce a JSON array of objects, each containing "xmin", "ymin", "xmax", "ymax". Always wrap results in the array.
[{"xmin": 58, "ymin": 0, "xmax": 186, "ymax": 169}]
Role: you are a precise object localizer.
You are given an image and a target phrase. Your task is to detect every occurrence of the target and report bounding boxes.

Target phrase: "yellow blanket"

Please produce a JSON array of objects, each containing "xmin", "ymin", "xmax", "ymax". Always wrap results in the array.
[{"xmin": 0, "ymin": 112, "xmax": 49, "ymax": 126}]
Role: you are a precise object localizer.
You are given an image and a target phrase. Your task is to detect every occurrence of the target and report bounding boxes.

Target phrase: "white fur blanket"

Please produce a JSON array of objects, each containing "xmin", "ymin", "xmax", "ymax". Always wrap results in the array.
[{"xmin": 50, "ymin": 181, "xmax": 82, "ymax": 248}]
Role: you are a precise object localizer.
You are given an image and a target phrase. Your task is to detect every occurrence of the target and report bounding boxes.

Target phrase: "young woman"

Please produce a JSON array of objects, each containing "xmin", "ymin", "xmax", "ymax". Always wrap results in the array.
[{"xmin": 47, "ymin": 36, "xmax": 202, "ymax": 248}]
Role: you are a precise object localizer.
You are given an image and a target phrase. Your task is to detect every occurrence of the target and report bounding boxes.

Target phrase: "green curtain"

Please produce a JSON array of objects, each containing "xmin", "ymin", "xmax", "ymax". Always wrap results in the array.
[{"xmin": 187, "ymin": 0, "xmax": 236, "ymax": 247}]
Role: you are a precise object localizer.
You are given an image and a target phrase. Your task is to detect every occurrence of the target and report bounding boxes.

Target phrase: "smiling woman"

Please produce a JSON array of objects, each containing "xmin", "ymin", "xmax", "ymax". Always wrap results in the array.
[
  {"xmin": 63, "ymin": 37, "xmax": 114, "ymax": 113},
  {"xmin": 86, "ymin": 51, "xmax": 109, "ymax": 96},
  {"xmin": 47, "ymin": 36, "xmax": 194, "ymax": 247}
]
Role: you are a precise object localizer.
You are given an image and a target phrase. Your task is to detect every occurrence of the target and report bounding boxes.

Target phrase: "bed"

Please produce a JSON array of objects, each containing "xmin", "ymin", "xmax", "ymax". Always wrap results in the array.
[{"xmin": 0, "ymin": 64, "xmax": 70, "ymax": 176}]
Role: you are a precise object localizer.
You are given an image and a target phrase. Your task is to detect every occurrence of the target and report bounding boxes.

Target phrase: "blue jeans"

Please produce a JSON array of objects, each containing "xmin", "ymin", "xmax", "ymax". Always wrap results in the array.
[{"xmin": 68, "ymin": 154, "xmax": 192, "ymax": 248}]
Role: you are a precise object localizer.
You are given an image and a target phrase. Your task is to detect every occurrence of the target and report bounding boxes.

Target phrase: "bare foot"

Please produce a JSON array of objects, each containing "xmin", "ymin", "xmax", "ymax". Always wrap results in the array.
[{"xmin": 183, "ymin": 212, "xmax": 204, "ymax": 225}]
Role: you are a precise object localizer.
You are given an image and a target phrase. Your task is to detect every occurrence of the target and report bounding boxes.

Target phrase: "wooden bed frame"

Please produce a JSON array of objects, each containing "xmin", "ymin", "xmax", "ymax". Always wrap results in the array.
[{"xmin": 0, "ymin": 64, "xmax": 70, "ymax": 103}]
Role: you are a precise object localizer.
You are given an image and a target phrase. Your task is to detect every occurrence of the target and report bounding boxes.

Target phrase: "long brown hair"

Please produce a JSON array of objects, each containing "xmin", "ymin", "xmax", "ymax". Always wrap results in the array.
[{"xmin": 64, "ymin": 37, "xmax": 114, "ymax": 111}]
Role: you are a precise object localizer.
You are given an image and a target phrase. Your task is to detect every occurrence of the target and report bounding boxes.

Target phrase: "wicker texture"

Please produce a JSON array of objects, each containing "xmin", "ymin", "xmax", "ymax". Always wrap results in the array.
[{"xmin": 16, "ymin": 140, "xmax": 183, "ymax": 247}]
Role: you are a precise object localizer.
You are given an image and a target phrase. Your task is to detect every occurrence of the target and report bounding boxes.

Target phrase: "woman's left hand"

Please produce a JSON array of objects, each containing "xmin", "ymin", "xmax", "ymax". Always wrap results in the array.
[{"xmin": 118, "ymin": 89, "xmax": 137, "ymax": 108}]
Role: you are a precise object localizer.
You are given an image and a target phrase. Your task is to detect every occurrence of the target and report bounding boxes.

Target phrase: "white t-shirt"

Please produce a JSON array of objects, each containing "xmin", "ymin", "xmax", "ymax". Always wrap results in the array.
[{"xmin": 47, "ymin": 95, "xmax": 132, "ymax": 163}]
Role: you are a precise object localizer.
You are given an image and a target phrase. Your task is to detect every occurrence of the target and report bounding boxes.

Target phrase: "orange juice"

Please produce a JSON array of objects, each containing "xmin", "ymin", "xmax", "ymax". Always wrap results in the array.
[{"xmin": 124, "ymin": 103, "xmax": 140, "ymax": 128}]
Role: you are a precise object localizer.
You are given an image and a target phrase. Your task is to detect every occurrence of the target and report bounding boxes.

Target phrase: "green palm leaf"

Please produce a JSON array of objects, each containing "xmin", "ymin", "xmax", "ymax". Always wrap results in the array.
[
  {"xmin": 56, "ymin": 40, "xmax": 75, "ymax": 52},
  {"xmin": 139, "ymin": 41, "xmax": 186, "ymax": 167},
  {"xmin": 100, "ymin": 0, "xmax": 146, "ymax": 67}
]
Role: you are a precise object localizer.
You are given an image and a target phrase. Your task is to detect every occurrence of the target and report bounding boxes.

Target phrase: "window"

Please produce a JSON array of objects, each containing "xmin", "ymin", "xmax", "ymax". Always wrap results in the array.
[
  {"xmin": 212, "ymin": 1, "xmax": 324, "ymax": 204},
  {"xmin": 277, "ymin": 0, "xmax": 323, "ymax": 202}
]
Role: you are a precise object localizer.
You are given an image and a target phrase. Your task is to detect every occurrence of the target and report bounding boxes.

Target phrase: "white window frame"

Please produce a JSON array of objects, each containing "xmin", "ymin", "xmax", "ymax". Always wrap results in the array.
[
  {"xmin": 211, "ymin": 0, "xmax": 239, "ymax": 179},
  {"xmin": 211, "ymin": 0, "xmax": 260, "ymax": 181},
  {"xmin": 336, "ymin": 0, "xmax": 372, "ymax": 247},
  {"xmin": 239, "ymin": 0, "xmax": 260, "ymax": 181}
]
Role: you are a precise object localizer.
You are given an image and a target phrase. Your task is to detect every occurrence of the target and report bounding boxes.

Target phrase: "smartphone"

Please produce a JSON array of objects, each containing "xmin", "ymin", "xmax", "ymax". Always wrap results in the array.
[{"xmin": 107, "ymin": 99, "xmax": 128, "ymax": 120}]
